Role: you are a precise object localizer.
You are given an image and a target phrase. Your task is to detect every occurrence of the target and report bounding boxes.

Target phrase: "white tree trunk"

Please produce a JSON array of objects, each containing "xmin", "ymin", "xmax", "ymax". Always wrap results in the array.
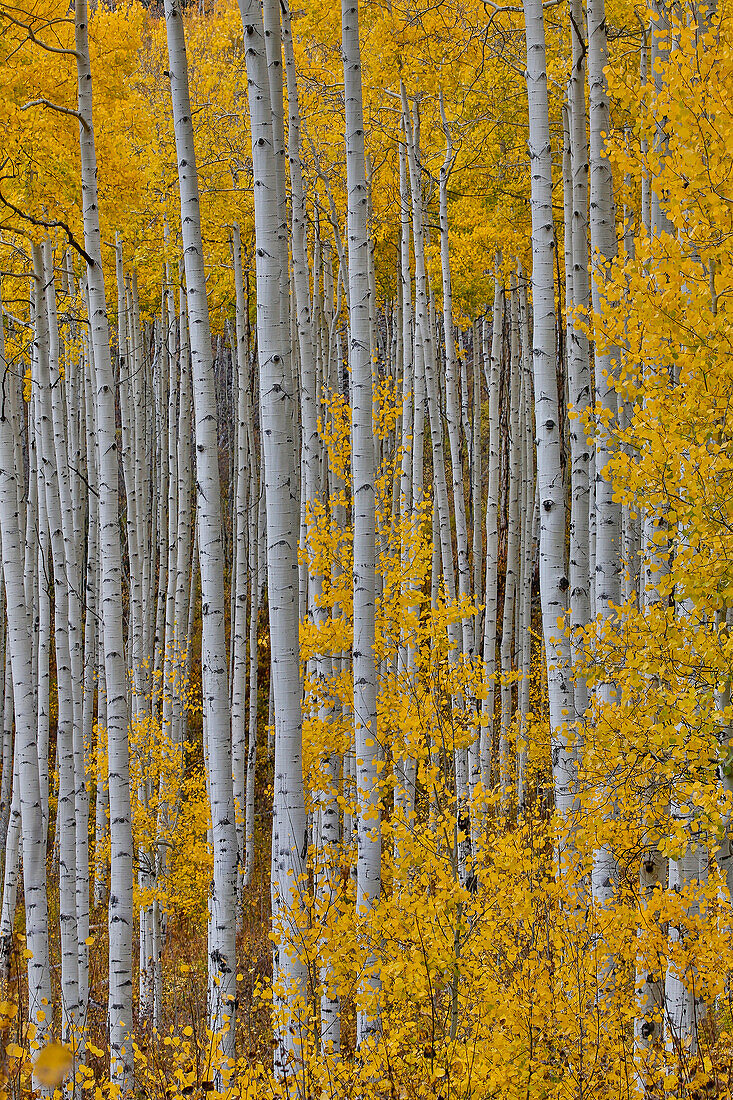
[
  {"xmin": 566, "ymin": 11, "xmax": 592, "ymax": 725},
  {"xmin": 231, "ymin": 228, "xmax": 251, "ymax": 908},
  {"xmin": 482, "ymin": 275, "xmax": 503, "ymax": 790},
  {"xmin": 34, "ymin": 243, "xmax": 80, "ymax": 1039},
  {"xmin": 74, "ymin": 0, "xmax": 134, "ymax": 1081},
  {"xmin": 439, "ymin": 99, "xmax": 472, "ymax": 660},
  {"xmin": 238, "ymin": 0, "xmax": 308, "ymax": 1070},
  {"xmin": 343, "ymin": 0, "xmax": 381, "ymax": 1045},
  {"xmin": 500, "ymin": 287, "xmax": 522, "ymax": 809},
  {"xmin": 522, "ymin": 0, "xmax": 575, "ymax": 817},
  {"xmin": 0, "ymin": 276, "xmax": 52, "ymax": 1042},
  {"xmin": 164, "ymin": 0, "xmax": 239, "ymax": 1064}
]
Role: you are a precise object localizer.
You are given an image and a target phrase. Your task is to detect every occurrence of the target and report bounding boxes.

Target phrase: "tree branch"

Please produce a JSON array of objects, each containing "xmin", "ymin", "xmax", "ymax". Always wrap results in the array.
[
  {"xmin": 0, "ymin": 10, "xmax": 79, "ymax": 56},
  {"xmin": 20, "ymin": 99, "xmax": 89, "ymax": 132},
  {"xmin": 0, "ymin": 169, "xmax": 95, "ymax": 268}
]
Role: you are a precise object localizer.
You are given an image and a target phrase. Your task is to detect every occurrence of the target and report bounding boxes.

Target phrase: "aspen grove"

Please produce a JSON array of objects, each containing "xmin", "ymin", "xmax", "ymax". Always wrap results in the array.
[{"xmin": 1, "ymin": 0, "xmax": 733, "ymax": 1095}]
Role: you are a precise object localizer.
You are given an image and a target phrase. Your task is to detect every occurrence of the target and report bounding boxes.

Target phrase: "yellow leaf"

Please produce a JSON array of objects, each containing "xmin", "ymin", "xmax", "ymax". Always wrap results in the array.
[{"xmin": 33, "ymin": 1043, "xmax": 73, "ymax": 1086}]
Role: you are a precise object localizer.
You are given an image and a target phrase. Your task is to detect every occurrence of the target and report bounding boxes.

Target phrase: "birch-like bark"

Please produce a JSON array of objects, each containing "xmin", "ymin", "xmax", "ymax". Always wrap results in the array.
[
  {"xmin": 395, "ymin": 136, "xmax": 417, "ymax": 834},
  {"xmin": 343, "ymin": 0, "xmax": 381, "ymax": 1044},
  {"xmin": 439, "ymin": 96, "xmax": 472, "ymax": 660},
  {"xmin": 586, "ymin": 0, "xmax": 623, "ymax": 918},
  {"xmin": 0, "ymin": 276, "xmax": 52, "ymax": 1040},
  {"xmin": 517, "ymin": 283, "xmax": 536, "ymax": 806},
  {"xmin": 471, "ymin": 324, "xmax": 483, "ymax": 673},
  {"xmin": 522, "ymin": 0, "xmax": 575, "ymax": 817},
  {"xmin": 500, "ymin": 288, "xmax": 521, "ymax": 808},
  {"xmin": 232, "ymin": 229, "xmax": 251, "ymax": 907},
  {"xmin": 587, "ymin": 0, "xmax": 621, "ymax": 625},
  {"xmin": 481, "ymin": 278, "xmax": 503, "ymax": 790},
  {"xmin": 34, "ymin": 244, "xmax": 80, "ymax": 1039},
  {"xmin": 174, "ymin": 290, "xmax": 194, "ymax": 753},
  {"xmin": 164, "ymin": 0, "xmax": 238, "ymax": 1063},
  {"xmin": 243, "ymin": 450, "xmax": 262, "ymax": 889},
  {"xmin": 0, "ymin": 646, "xmax": 11, "ymax": 890},
  {"xmin": 0, "ymin": 740, "xmax": 19, "ymax": 983},
  {"xmin": 401, "ymin": 87, "xmax": 459, "ymax": 667},
  {"xmin": 238, "ymin": 0, "xmax": 308, "ymax": 1069},
  {"xmin": 93, "ymin": 624, "xmax": 109, "ymax": 909},
  {"xmin": 566, "ymin": 7, "xmax": 592, "ymax": 724},
  {"xmin": 75, "ymin": 0, "xmax": 134, "ymax": 1081}
]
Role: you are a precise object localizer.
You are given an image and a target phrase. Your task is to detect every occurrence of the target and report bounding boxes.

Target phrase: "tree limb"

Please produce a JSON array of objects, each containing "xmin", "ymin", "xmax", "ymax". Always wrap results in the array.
[
  {"xmin": 0, "ymin": 9, "xmax": 79, "ymax": 57},
  {"xmin": 20, "ymin": 99, "xmax": 89, "ymax": 132},
  {"xmin": 0, "ymin": 169, "xmax": 95, "ymax": 268}
]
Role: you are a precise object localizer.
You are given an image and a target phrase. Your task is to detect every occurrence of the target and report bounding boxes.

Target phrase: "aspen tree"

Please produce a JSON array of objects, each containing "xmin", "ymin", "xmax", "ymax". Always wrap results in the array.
[
  {"xmin": 93, "ymin": 606, "xmax": 109, "ymax": 911},
  {"xmin": 516, "ymin": 280, "xmax": 536, "ymax": 806},
  {"xmin": 165, "ymin": 0, "xmax": 239, "ymax": 1063},
  {"xmin": 343, "ymin": 0, "xmax": 381, "ymax": 1043},
  {"xmin": 652, "ymin": 0, "xmax": 703, "ymax": 1050},
  {"xmin": 395, "ymin": 136, "xmax": 417, "ymax": 832},
  {"xmin": 471, "ymin": 325, "xmax": 483, "ymax": 668},
  {"xmin": 53, "ymin": 254, "xmax": 91, "ymax": 1030},
  {"xmin": 0, "ymin": 647, "xmax": 10, "ymax": 890},
  {"xmin": 401, "ymin": 87, "xmax": 459, "ymax": 683},
  {"xmin": 587, "ymin": 0, "xmax": 621, "ymax": 623},
  {"xmin": 34, "ymin": 243, "xmax": 80, "ymax": 1040},
  {"xmin": 586, "ymin": 0, "xmax": 622, "ymax": 931},
  {"xmin": 481, "ymin": 277, "xmax": 503, "ymax": 792},
  {"xmin": 243, "ymin": 449, "xmax": 262, "ymax": 890},
  {"xmin": 500, "ymin": 286, "xmax": 521, "ymax": 807},
  {"xmin": 75, "ymin": 0, "xmax": 135, "ymax": 1080},
  {"xmin": 238, "ymin": 0, "xmax": 308, "ymax": 1069},
  {"xmin": 522, "ymin": 0, "xmax": 574, "ymax": 819},
  {"xmin": 174, "ymin": 289, "xmax": 194, "ymax": 754},
  {"xmin": 282, "ymin": 16, "xmax": 342, "ymax": 986},
  {"xmin": 0, "ymin": 276, "xmax": 52, "ymax": 1042},
  {"xmin": 0, "ymin": 744, "xmax": 19, "ymax": 983},
  {"xmin": 439, "ymin": 96, "xmax": 472, "ymax": 662},
  {"xmin": 231, "ymin": 228, "xmax": 250, "ymax": 906},
  {"xmin": 566, "ymin": 0, "xmax": 591, "ymax": 725}
]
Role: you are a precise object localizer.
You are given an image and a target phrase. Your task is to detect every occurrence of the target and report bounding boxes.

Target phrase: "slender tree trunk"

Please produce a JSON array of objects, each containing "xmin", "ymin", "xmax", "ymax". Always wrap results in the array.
[
  {"xmin": 482, "ymin": 274, "xmax": 503, "ymax": 791},
  {"xmin": 522, "ymin": 0, "xmax": 575, "ymax": 820},
  {"xmin": 0, "ymin": 276, "xmax": 52, "ymax": 1042},
  {"xmin": 343, "ymin": 0, "xmax": 381, "ymax": 1045},
  {"xmin": 75, "ymin": 0, "xmax": 134, "ymax": 1081},
  {"xmin": 238, "ymin": 0, "xmax": 308, "ymax": 1070},
  {"xmin": 164, "ymin": 0, "xmax": 238, "ymax": 1064}
]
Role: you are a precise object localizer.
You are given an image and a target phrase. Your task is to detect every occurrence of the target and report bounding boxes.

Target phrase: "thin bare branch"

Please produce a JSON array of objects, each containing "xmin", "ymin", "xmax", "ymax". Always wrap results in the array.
[
  {"xmin": 0, "ymin": 9, "xmax": 79, "ymax": 56},
  {"xmin": 20, "ymin": 99, "xmax": 89, "ymax": 132}
]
